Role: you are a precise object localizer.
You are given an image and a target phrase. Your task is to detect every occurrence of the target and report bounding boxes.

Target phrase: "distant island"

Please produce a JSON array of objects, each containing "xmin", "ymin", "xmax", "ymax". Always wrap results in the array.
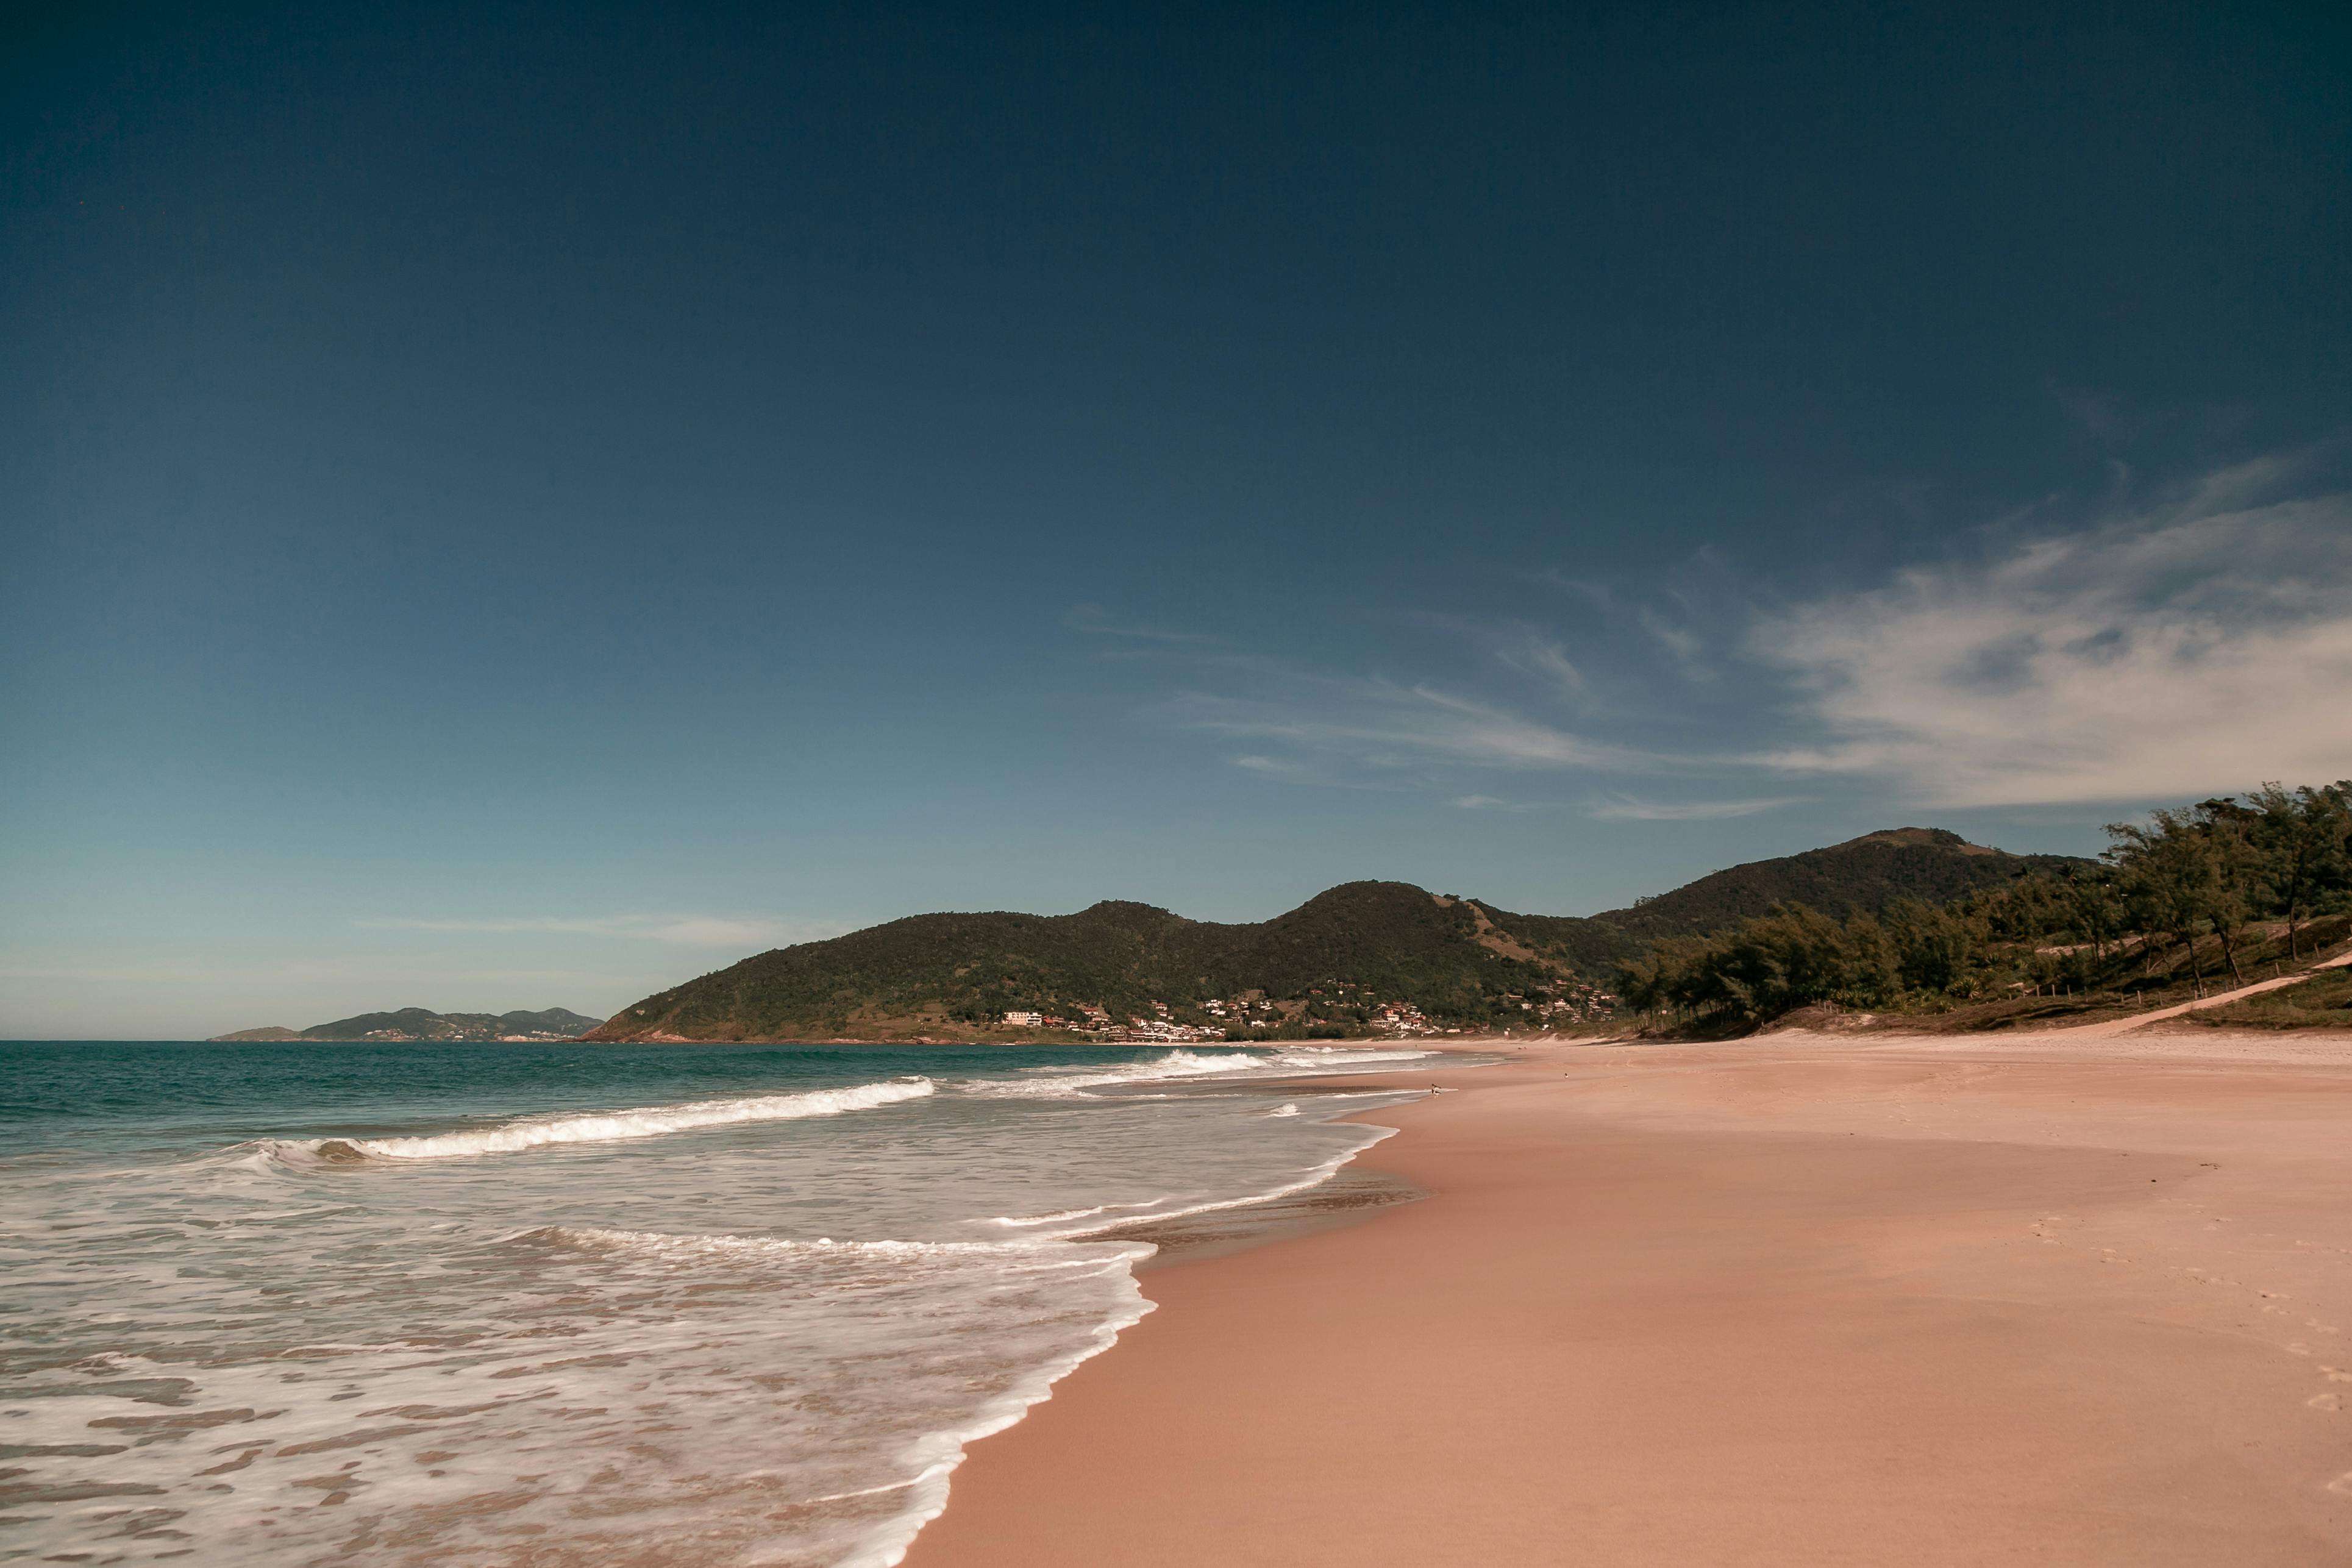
[
  {"xmin": 587, "ymin": 827, "xmax": 2087, "ymax": 1044},
  {"xmin": 212, "ymin": 1007, "xmax": 604, "ymax": 1042}
]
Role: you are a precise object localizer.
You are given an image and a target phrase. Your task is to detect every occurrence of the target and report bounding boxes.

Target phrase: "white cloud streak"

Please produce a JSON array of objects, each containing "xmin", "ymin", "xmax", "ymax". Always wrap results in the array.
[
  {"xmin": 1492, "ymin": 632, "xmax": 1589, "ymax": 699},
  {"xmin": 1528, "ymin": 569, "xmax": 1615, "ymax": 607},
  {"xmin": 1452, "ymin": 794, "xmax": 1563, "ymax": 812},
  {"xmin": 1585, "ymin": 794, "xmax": 1805, "ymax": 821},
  {"xmin": 355, "ymin": 914, "xmax": 846, "ymax": 949},
  {"xmin": 1064, "ymin": 604, "xmax": 1218, "ymax": 643},
  {"xmin": 1748, "ymin": 465, "xmax": 2352, "ymax": 806},
  {"xmin": 1118, "ymin": 450, "xmax": 2350, "ymax": 815},
  {"xmin": 0, "ymin": 960, "xmax": 632, "ymax": 986},
  {"xmin": 1636, "ymin": 604, "xmax": 1711, "ymax": 679},
  {"xmin": 1164, "ymin": 674, "xmax": 1654, "ymax": 775}
]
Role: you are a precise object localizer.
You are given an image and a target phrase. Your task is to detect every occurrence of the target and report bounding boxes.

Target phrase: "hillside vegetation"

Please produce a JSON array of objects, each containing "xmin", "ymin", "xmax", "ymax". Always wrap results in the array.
[
  {"xmin": 1592, "ymin": 827, "xmax": 2086, "ymax": 938},
  {"xmin": 591, "ymin": 883, "xmax": 1583, "ymax": 1042},
  {"xmin": 590, "ymin": 828, "xmax": 2070, "ymax": 1043},
  {"xmin": 1613, "ymin": 782, "xmax": 2352, "ymax": 1033}
]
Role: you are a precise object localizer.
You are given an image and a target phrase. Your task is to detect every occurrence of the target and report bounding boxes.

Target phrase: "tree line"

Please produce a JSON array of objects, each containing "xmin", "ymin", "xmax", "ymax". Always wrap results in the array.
[{"xmin": 1612, "ymin": 782, "xmax": 2352, "ymax": 1028}]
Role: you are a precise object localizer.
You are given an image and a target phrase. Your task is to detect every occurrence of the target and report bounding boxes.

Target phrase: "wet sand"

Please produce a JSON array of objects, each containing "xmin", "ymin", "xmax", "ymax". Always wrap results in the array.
[{"xmin": 905, "ymin": 1030, "xmax": 2352, "ymax": 1566}]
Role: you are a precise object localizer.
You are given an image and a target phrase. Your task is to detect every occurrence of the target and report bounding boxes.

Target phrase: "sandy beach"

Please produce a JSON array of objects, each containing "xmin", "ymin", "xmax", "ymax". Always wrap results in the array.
[{"xmin": 907, "ymin": 1028, "xmax": 2352, "ymax": 1566}]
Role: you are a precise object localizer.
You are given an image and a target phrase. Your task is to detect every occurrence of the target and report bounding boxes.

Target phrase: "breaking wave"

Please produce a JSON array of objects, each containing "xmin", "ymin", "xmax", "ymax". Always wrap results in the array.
[
  {"xmin": 1270, "ymin": 1047, "xmax": 1430, "ymax": 1067},
  {"xmin": 963, "ymin": 1049, "xmax": 1266, "ymax": 1099},
  {"xmin": 261, "ymin": 1078, "xmax": 935, "ymax": 1164}
]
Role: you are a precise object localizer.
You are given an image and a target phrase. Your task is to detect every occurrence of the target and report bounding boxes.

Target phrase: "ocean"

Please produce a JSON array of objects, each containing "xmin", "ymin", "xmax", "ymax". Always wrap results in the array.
[{"xmin": 0, "ymin": 1039, "xmax": 1450, "ymax": 1566}]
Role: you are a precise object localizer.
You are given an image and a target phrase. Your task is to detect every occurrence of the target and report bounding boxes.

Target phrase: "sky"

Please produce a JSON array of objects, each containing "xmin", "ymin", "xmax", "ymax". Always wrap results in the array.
[{"xmin": 4, "ymin": 1, "xmax": 2350, "ymax": 1037}]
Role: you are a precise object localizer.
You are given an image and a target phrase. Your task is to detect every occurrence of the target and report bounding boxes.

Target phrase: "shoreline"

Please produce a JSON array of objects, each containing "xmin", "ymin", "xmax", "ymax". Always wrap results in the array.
[
  {"xmin": 1090, "ymin": 1060, "xmax": 1495, "ymax": 1269},
  {"xmin": 903, "ymin": 1029, "xmax": 2352, "ymax": 1566}
]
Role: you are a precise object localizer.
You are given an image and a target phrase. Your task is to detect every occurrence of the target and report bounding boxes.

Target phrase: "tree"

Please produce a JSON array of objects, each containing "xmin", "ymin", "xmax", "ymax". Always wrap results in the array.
[
  {"xmin": 2189, "ymin": 797, "xmax": 2259, "ymax": 986},
  {"xmin": 1884, "ymin": 899, "xmax": 1977, "ymax": 995},
  {"xmin": 2251, "ymin": 782, "xmax": 2352, "ymax": 958},
  {"xmin": 2106, "ymin": 808, "xmax": 2218, "ymax": 997},
  {"xmin": 2061, "ymin": 868, "xmax": 2125, "ymax": 963},
  {"xmin": 1611, "ymin": 951, "xmax": 1669, "ymax": 1021}
]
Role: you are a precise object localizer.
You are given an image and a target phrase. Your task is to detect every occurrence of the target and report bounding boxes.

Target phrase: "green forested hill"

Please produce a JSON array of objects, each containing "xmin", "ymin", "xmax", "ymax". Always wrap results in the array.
[
  {"xmin": 589, "ymin": 882, "xmax": 1580, "ymax": 1041},
  {"xmin": 590, "ymin": 829, "xmax": 2072, "ymax": 1043},
  {"xmin": 1612, "ymin": 783, "xmax": 2352, "ymax": 1033},
  {"xmin": 1590, "ymin": 829, "xmax": 2089, "ymax": 940}
]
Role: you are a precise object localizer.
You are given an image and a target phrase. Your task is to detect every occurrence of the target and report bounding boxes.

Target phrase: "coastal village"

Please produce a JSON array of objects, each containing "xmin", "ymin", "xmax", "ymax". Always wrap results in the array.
[{"xmin": 1001, "ymin": 977, "xmax": 1620, "ymax": 1041}]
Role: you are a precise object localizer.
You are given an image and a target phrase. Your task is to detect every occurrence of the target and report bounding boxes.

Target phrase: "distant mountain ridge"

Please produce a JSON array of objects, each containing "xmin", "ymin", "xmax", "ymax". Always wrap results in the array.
[
  {"xmin": 212, "ymin": 1007, "xmax": 603, "ymax": 1042},
  {"xmin": 588, "ymin": 829, "xmax": 2086, "ymax": 1043},
  {"xmin": 592, "ymin": 882, "xmax": 1570, "ymax": 1044}
]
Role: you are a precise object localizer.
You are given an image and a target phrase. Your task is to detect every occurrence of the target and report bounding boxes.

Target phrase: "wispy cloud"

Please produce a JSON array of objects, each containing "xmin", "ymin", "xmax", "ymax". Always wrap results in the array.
[
  {"xmin": 0, "ymin": 960, "xmax": 636, "ymax": 986},
  {"xmin": 1064, "ymin": 603, "xmax": 1218, "ymax": 644},
  {"xmin": 1233, "ymin": 754, "xmax": 1304, "ymax": 778},
  {"xmin": 1111, "ymin": 448, "xmax": 2351, "ymax": 814},
  {"xmin": 2051, "ymin": 384, "xmax": 2140, "ymax": 445},
  {"xmin": 1453, "ymin": 794, "xmax": 1562, "ymax": 812},
  {"xmin": 1408, "ymin": 613, "xmax": 1597, "ymax": 707},
  {"xmin": 1163, "ymin": 671, "xmax": 1655, "ymax": 777},
  {"xmin": 1748, "ymin": 454, "xmax": 2352, "ymax": 805},
  {"xmin": 355, "ymin": 914, "xmax": 846, "ymax": 949},
  {"xmin": 0, "ymin": 959, "xmax": 649, "ymax": 992},
  {"xmin": 1528, "ymin": 568, "xmax": 1614, "ymax": 607},
  {"xmin": 1225, "ymin": 753, "xmax": 1383, "ymax": 788},
  {"xmin": 1490, "ymin": 630, "xmax": 1589, "ymax": 700},
  {"xmin": 1528, "ymin": 571, "xmax": 1720, "ymax": 685},
  {"xmin": 1636, "ymin": 603, "xmax": 1712, "ymax": 679},
  {"xmin": 1585, "ymin": 794, "xmax": 1803, "ymax": 821}
]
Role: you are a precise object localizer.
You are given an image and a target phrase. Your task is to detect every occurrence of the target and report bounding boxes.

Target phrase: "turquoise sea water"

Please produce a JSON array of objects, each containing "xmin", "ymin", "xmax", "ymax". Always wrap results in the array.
[{"xmin": 0, "ymin": 1039, "xmax": 1439, "ymax": 1566}]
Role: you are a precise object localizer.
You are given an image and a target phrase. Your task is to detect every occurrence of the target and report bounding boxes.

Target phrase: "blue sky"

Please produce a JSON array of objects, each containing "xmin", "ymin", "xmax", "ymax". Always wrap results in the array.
[{"xmin": 5, "ymin": 2, "xmax": 2350, "ymax": 1036}]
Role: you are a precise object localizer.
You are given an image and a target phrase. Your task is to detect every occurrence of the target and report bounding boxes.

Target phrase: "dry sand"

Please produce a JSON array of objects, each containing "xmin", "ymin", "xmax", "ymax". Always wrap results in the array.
[{"xmin": 905, "ymin": 1029, "xmax": 2352, "ymax": 1566}]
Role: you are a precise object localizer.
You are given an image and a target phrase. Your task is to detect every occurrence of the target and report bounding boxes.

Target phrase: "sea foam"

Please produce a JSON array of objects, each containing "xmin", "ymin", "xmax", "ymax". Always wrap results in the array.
[
  {"xmin": 963, "ymin": 1048, "xmax": 1265, "ymax": 1099},
  {"xmin": 1271, "ymin": 1047, "xmax": 1431, "ymax": 1067},
  {"xmin": 271, "ymin": 1076, "xmax": 935, "ymax": 1163},
  {"xmin": 7, "ymin": 1040, "xmax": 1461, "ymax": 1568}
]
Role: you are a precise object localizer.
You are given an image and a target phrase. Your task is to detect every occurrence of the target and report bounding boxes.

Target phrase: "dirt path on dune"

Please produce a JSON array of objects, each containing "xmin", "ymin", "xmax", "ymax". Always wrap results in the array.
[{"xmin": 2065, "ymin": 946, "xmax": 2352, "ymax": 1036}]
